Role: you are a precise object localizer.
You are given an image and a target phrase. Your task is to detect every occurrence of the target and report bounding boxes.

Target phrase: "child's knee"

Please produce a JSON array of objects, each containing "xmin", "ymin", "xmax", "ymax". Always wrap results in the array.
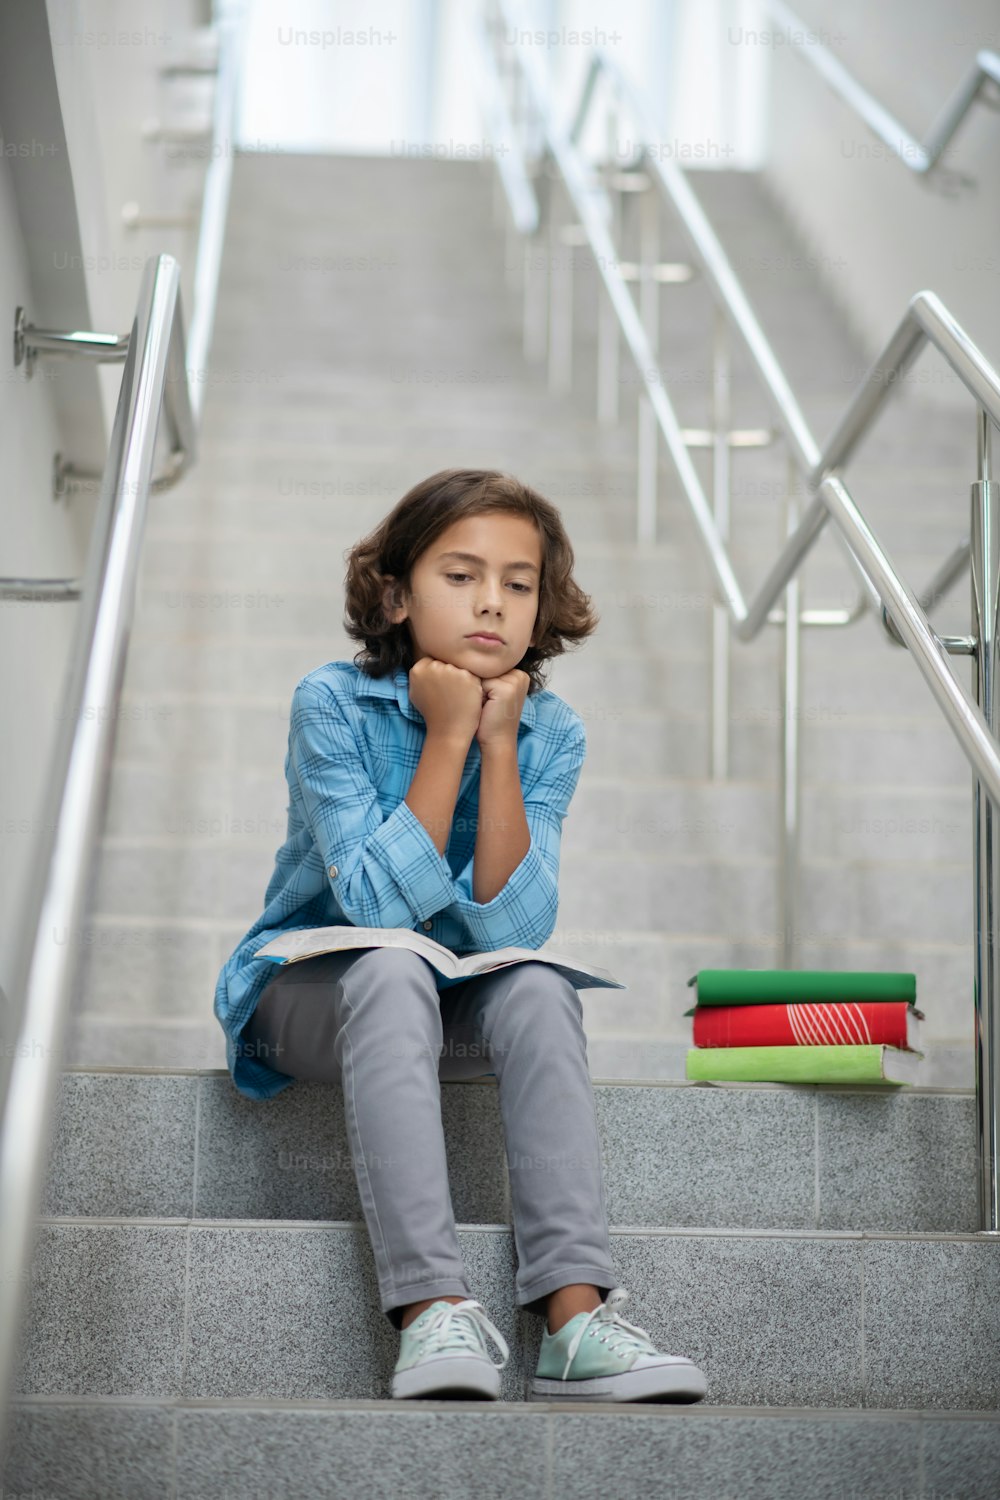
[
  {"xmin": 486, "ymin": 965, "xmax": 585, "ymax": 1042},
  {"xmin": 342, "ymin": 947, "xmax": 445, "ymax": 1048},
  {"xmin": 353, "ymin": 946, "xmax": 440, "ymax": 991}
]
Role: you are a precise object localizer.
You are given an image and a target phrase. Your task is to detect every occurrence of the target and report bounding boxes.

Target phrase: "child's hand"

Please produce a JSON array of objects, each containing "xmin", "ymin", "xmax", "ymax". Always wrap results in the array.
[
  {"xmin": 408, "ymin": 656, "xmax": 484, "ymax": 745},
  {"xmin": 475, "ymin": 669, "xmax": 530, "ymax": 750}
]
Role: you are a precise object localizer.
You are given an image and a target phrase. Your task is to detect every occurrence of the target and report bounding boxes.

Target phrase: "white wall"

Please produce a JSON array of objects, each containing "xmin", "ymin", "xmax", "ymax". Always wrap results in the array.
[
  {"xmin": 546, "ymin": 0, "xmax": 769, "ymax": 170},
  {"xmin": 237, "ymin": 0, "xmax": 431, "ymax": 153},
  {"xmin": 235, "ymin": 0, "xmax": 768, "ymax": 168},
  {"xmin": 0, "ymin": 0, "xmax": 106, "ymax": 1048},
  {"xmin": 757, "ymin": 0, "xmax": 1000, "ymax": 402},
  {"xmin": 47, "ymin": 0, "xmax": 212, "ymax": 429}
]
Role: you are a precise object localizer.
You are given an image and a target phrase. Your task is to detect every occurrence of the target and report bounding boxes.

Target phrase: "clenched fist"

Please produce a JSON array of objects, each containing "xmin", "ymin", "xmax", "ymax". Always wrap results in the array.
[
  {"xmin": 476, "ymin": 668, "xmax": 529, "ymax": 749},
  {"xmin": 408, "ymin": 656, "xmax": 485, "ymax": 745}
]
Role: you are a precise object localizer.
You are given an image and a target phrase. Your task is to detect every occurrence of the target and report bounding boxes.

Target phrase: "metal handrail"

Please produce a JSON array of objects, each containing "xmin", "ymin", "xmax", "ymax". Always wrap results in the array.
[
  {"xmin": 501, "ymin": 29, "xmax": 1000, "ymax": 757},
  {"xmin": 737, "ymin": 291, "xmax": 994, "ymax": 640},
  {"xmin": 562, "ymin": 47, "xmax": 991, "ymax": 653},
  {"xmin": 474, "ymin": 19, "xmax": 539, "ymax": 236},
  {"xmin": 0, "ymin": 10, "xmax": 243, "ymax": 1456},
  {"xmin": 185, "ymin": 9, "xmax": 241, "ymax": 424},
  {"xmin": 0, "ymin": 255, "xmax": 193, "ymax": 1451},
  {"xmin": 481, "ymin": 0, "xmax": 1000, "ymax": 1234},
  {"xmin": 765, "ymin": 0, "xmax": 1000, "ymax": 185}
]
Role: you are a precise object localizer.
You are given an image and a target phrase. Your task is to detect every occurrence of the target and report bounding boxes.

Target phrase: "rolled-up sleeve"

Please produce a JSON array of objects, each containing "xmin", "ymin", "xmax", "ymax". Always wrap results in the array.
[
  {"xmin": 449, "ymin": 721, "xmax": 586, "ymax": 951},
  {"xmin": 289, "ymin": 680, "xmax": 459, "ymax": 926}
]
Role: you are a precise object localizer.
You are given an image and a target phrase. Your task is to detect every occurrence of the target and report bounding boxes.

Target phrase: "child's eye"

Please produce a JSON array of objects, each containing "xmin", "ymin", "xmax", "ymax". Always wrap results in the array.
[{"xmin": 445, "ymin": 572, "xmax": 532, "ymax": 593}]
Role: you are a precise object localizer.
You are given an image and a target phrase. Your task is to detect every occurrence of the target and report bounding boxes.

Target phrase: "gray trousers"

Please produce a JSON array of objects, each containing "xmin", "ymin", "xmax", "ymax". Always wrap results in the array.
[{"xmin": 240, "ymin": 945, "xmax": 621, "ymax": 1330}]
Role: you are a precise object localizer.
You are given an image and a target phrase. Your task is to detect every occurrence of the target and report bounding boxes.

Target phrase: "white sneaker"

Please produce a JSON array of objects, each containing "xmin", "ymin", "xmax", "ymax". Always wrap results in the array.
[
  {"xmin": 530, "ymin": 1288, "xmax": 707, "ymax": 1403},
  {"xmin": 391, "ymin": 1298, "xmax": 510, "ymax": 1400}
]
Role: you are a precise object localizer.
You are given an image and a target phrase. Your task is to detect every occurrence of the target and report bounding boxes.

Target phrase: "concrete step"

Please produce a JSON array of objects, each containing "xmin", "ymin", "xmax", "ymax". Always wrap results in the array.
[
  {"xmin": 56, "ymin": 1014, "xmax": 977, "ymax": 1086},
  {"xmin": 170, "ymin": 420, "xmax": 976, "ymax": 501},
  {"xmin": 127, "ymin": 532, "xmax": 968, "ymax": 632},
  {"xmin": 96, "ymin": 767, "xmax": 971, "ymax": 864},
  {"xmin": 107, "ymin": 626, "xmax": 973, "ymax": 731},
  {"xmin": 140, "ymin": 490, "xmax": 975, "ymax": 575},
  {"xmin": 109, "ymin": 645, "xmax": 977, "ymax": 792},
  {"xmin": 102, "ymin": 689, "xmax": 975, "ymax": 788},
  {"xmin": 39, "ymin": 1070, "xmax": 979, "ymax": 1234},
  {"xmin": 60, "ymin": 1015, "xmax": 976, "ymax": 1088},
  {"xmin": 4, "ymin": 1398, "xmax": 998, "ymax": 1500},
  {"xmin": 10, "ymin": 1217, "xmax": 999, "ymax": 1408},
  {"xmin": 85, "ymin": 833, "xmax": 970, "ymax": 950},
  {"xmin": 63, "ymin": 907, "xmax": 976, "ymax": 1080},
  {"xmin": 112, "ymin": 607, "xmax": 974, "ymax": 708}
]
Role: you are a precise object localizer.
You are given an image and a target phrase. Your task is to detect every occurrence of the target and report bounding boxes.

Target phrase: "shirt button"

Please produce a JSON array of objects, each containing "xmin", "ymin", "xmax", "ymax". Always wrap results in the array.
[
  {"xmin": 422, "ymin": 919, "xmax": 433, "ymax": 930},
  {"xmin": 327, "ymin": 864, "xmax": 338, "ymax": 879}
]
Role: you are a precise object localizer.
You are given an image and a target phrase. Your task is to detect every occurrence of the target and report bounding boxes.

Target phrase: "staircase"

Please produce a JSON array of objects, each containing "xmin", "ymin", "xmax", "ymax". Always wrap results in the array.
[{"xmin": 4, "ymin": 152, "xmax": 998, "ymax": 1495}]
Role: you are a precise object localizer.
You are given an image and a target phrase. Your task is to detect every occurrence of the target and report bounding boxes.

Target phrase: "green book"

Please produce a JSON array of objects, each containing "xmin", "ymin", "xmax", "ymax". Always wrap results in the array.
[
  {"xmin": 684, "ymin": 969, "xmax": 916, "ymax": 1017},
  {"xmin": 686, "ymin": 1044, "xmax": 923, "ymax": 1086}
]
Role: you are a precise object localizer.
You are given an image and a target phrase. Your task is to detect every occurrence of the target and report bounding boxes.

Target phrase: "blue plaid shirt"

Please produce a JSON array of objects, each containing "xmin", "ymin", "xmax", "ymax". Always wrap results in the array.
[{"xmin": 214, "ymin": 659, "xmax": 587, "ymax": 1099}]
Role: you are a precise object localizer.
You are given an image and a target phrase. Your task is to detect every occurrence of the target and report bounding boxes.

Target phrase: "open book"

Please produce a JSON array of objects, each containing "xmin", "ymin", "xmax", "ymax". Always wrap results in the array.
[{"xmin": 254, "ymin": 925, "xmax": 627, "ymax": 991}]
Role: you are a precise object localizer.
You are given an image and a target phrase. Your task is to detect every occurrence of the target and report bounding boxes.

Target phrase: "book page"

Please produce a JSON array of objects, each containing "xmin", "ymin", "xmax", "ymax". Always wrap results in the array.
[
  {"xmin": 255, "ymin": 928, "xmax": 625, "ymax": 988},
  {"xmin": 255, "ymin": 925, "xmax": 458, "ymax": 977}
]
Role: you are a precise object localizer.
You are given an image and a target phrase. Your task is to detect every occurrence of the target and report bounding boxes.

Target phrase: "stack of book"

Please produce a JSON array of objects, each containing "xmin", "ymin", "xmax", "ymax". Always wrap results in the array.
[{"xmin": 684, "ymin": 969, "xmax": 924, "ymax": 1085}]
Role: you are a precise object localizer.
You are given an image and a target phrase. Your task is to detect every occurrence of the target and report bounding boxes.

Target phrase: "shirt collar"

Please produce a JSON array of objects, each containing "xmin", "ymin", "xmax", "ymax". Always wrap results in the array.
[{"xmin": 357, "ymin": 665, "xmax": 537, "ymax": 733}]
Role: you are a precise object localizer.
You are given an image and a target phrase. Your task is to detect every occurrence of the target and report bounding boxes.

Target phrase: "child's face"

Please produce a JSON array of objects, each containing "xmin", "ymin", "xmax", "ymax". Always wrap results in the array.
[{"xmin": 382, "ymin": 512, "xmax": 542, "ymax": 679}]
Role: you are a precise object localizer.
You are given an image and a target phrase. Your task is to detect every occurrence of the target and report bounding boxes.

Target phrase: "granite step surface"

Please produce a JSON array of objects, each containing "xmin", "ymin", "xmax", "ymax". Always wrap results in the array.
[
  {"xmin": 4, "ymin": 1399, "xmax": 999, "ymax": 1500},
  {"xmin": 10, "ymin": 1219, "xmax": 1000, "ymax": 1409},
  {"xmin": 40, "ymin": 1070, "xmax": 980, "ymax": 1234}
]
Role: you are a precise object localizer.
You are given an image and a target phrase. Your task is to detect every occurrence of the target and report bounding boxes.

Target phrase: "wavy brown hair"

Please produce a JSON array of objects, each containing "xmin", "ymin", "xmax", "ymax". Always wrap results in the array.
[{"xmin": 342, "ymin": 468, "xmax": 599, "ymax": 694}]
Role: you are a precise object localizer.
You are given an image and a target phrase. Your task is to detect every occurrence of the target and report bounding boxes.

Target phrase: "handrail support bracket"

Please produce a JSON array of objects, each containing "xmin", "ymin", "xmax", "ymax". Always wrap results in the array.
[{"xmin": 13, "ymin": 305, "xmax": 130, "ymax": 378}]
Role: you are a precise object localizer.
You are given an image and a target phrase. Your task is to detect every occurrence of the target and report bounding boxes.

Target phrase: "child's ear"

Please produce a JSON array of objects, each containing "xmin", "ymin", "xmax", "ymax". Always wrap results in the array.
[{"xmin": 381, "ymin": 576, "xmax": 405, "ymax": 625}]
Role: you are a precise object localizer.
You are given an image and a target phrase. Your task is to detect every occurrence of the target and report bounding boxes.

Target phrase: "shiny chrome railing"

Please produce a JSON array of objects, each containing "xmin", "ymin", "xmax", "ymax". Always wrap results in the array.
[
  {"xmin": 765, "ymin": 0, "xmax": 1000, "ymax": 191},
  {"xmin": 479, "ymin": 0, "xmax": 1000, "ymax": 1234},
  {"xmin": 185, "ymin": 7, "xmax": 242, "ymax": 425},
  {"xmin": 0, "ymin": 11, "xmax": 243, "ymax": 1453},
  {"xmin": 0, "ymin": 254, "xmax": 194, "ymax": 1452}
]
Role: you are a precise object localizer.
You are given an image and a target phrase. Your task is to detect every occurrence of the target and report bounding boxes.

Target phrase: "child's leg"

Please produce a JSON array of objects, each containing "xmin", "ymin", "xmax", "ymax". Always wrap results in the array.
[
  {"xmin": 242, "ymin": 946, "xmax": 474, "ymax": 1330},
  {"xmin": 438, "ymin": 960, "xmax": 621, "ymax": 1324}
]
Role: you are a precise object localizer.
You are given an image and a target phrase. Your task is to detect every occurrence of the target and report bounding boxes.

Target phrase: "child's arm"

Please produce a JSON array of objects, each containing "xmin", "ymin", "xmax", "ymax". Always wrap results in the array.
[
  {"xmin": 404, "ymin": 729, "xmax": 472, "ymax": 859},
  {"xmin": 451, "ymin": 716, "xmax": 587, "ymax": 951},
  {"xmin": 472, "ymin": 742, "xmax": 530, "ymax": 905},
  {"xmin": 289, "ymin": 677, "xmax": 465, "ymax": 929}
]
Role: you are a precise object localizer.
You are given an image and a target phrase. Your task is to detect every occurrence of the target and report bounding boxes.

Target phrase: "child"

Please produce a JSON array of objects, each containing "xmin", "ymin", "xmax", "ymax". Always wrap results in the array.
[{"xmin": 214, "ymin": 467, "xmax": 707, "ymax": 1404}]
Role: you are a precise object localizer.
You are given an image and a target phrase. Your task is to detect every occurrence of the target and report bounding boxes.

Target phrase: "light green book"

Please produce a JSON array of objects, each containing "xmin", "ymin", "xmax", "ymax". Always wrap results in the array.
[{"xmin": 686, "ymin": 1044, "xmax": 923, "ymax": 1086}]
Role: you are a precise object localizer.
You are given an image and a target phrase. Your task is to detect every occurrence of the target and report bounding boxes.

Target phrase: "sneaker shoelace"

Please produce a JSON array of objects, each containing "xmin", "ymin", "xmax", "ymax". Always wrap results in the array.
[
  {"xmin": 413, "ymin": 1298, "xmax": 510, "ymax": 1369},
  {"xmin": 559, "ymin": 1287, "xmax": 657, "ymax": 1379}
]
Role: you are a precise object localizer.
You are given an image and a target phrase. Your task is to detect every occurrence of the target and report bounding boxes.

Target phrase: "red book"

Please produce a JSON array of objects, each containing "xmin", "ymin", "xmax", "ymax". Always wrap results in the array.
[{"xmin": 692, "ymin": 1000, "xmax": 923, "ymax": 1051}]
